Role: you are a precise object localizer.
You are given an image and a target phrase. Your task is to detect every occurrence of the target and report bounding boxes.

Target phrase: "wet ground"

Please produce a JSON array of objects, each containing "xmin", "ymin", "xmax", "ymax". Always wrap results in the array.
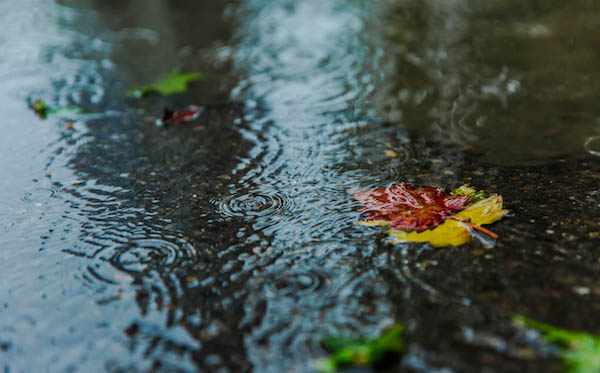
[{"xmin": 2, "ymin": 0, "xmax": 600, "ymax": 372}]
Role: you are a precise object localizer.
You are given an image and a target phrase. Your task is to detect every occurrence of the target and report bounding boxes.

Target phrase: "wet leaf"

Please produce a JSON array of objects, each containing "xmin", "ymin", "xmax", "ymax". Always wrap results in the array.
[
  {"xmin": 315, "ymin": 323, "xmax": 404, "ymax": 372},
  {"xmin": 352, "ymin": 182, "xmax": 469, "ymax": 231},
  {"xmin": 30, "ymin": 99, "xmax": 48, "ymax": 118},
  {"xmin": 30, "ymin": 100, "xmax": 86, "ymax": 119},
  {"xmin": 156, "ymin": 105, "xmax": 203, "ymax": 127},
  {"xmin": 353, "ymin": 183, "xmax": 508, "ymax": 247},
  {"xmin": 126, "ymin": 70, "xmax": 204, "ymax": 98},
  {"xmin": 451, "ymin": 184, "xmax": 493, "ymax": 204},
  {"xmin": 388, "ymin": 195, "xmax": 507, "ymax": 247},
  {"xmin": 513, "ymin": 315, "xmax": 600, "ymax": 373}
]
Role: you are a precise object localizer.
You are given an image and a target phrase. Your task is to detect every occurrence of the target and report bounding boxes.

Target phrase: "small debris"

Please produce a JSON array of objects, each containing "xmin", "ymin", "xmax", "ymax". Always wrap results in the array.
[
  {"xmin": 573, "ymin": 286, "xmax": 591, "ymax": 295},
  {"xmin": 156, "ymin": 105, "xmax": 203, "ymax": 127},
  {"xmin": 384, "ymin": 149, "xmax": 398, "ymax": 157}
]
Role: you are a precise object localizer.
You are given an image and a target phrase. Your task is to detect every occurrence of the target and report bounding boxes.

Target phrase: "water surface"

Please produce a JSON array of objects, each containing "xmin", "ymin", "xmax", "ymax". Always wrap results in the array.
[{"xmin": 2, "ymin": 1, "xmax": 600, "ymax": 372}]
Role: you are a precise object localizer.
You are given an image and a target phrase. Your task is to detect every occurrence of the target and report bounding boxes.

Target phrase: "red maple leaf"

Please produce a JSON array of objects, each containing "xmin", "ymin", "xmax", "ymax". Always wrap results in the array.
[
  {"xmin": 158, "ymin": 105, "xmax": 202, "ymax": 126},
  {"xmin": 352, "ymin": 183, "xmax": 469, "ymax": 232}
]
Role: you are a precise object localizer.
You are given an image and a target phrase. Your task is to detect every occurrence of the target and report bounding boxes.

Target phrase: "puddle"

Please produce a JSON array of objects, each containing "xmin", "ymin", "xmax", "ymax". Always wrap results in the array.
[{"xmin": 1, "ymin": 0, "xmax": 600, "ymax": 372}]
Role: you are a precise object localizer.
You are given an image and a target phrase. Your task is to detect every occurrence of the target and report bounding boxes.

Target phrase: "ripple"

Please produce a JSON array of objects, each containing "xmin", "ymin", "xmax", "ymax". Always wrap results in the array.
[
  {"xmin": 218, "ymin": 191, "xmax": 294, "ymax": 218},
  {"xmin": 264, "ymin": 269, "xmax": 328, "ymax": 298},
  {"xmin": 109, "ymin": 238, "xmax": 195, "ymax": 273},
  {"xmin": 20, "ymin": 187, "xmax": 62, "ymax": 203}
]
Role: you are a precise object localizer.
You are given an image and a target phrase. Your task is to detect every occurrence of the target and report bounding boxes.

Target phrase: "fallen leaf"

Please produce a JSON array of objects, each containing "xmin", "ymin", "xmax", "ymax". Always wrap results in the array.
[
  {"xmin": 29, "ymin": 100, "xmax": 87, "ymax": 119},
  {"xmin": 513, "ymin": 315, "xmax": 600, "ymax": 373},
  {"xmin": 30, "ymin": 100, "xmax": 48, "ymax": 118},
  {"xmin": 353, "ymin": 183, "xmax": 508, "ymax": 247},
  {"xmin": 352, "ymin": 183, "xmax": 469, "ymax": 231},
  {"xmin": 451, "ymin": 184, "xmax": 493, "ymax": 204},
  {"xmin": 156, "ymin": 105, "xmax": 203, "ymax": 127},
  {"xmin": 314, "ymin": 323, "xmax": 404, "ymax": 372},
  {"xmin": 388, "ymin": 195, "xmax": 507, "ymax": 247},
  {"xmin": 126, "ymin": 70, "xmax": 204, "ymax": 98}
]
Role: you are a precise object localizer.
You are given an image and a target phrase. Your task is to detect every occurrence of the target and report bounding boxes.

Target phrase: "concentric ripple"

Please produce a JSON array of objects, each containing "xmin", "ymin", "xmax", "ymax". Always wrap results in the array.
[
  {"xmin": 109, "ymin": 238, "xmax": 195, "ymax": 273},
  {"xmin": 217, "ymin": 191, "xmax": 294, "ymax": 218},
  {"xmin": 263, "ymin": 268, "xmax": 330, "ymax": 298}
]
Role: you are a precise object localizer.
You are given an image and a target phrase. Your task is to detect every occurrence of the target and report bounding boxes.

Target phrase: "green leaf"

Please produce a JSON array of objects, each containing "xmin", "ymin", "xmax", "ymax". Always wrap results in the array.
[
  {"xmin": 315, "ymin": 323, "xmax": 404, "ymax": 372},
  {"xmin": 513, "ymin": 315, "xmax": 600, "ymax": 373},
  {"xmin": 451, "ymin": 184, "xmax": 493, "ymax": 204},
  {"xmin": 30, "ymin": 100, "xmax": 88, "ymax": 119},
  {"xmin": 30, "ymin": 100, "xmax": 48, "ymax": 119},
  {"xmin": 126, "ymin": 70, "xmax": 204, "ymax": 98}
]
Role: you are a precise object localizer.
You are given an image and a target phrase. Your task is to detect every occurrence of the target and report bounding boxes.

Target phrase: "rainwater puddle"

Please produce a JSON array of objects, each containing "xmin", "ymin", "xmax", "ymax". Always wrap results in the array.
[{"xmin": 2, "ymin": 1, "xmax": 600, "ymax": 372}]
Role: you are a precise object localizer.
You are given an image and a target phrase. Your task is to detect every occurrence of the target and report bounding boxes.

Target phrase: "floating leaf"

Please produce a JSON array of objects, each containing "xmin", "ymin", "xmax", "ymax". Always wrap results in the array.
[
  {"xmin": 513, "ymin": 315, "xmax": 600, "ymax": 373},
  {"xmin": 353, "ymin": 183, "xmax": 508, "ymax": 247},
  {"xmin": 315, "ymin": 323, "xmax": 404, "ymax": 372},
  {"xmin": 155, "ymin": 105, "xmax": 203, "ymax": 127},
  {"xmin": 126, "ymin": 70, "xmax": 204, "ymax": 98}
]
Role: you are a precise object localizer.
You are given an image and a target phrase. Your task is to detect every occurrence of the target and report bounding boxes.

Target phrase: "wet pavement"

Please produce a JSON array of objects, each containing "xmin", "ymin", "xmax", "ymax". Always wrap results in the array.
[{"xmin": 2, "ymin": 0, "xmax": 600, "ymax": 372}]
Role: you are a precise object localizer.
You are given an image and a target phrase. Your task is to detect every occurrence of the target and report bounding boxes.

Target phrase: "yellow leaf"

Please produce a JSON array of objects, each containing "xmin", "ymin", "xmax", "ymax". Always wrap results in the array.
[
  {"xmin": 387, "ymin": 195, "xmax": 508, "ymax": 247},
  {"xmin": 451, "ymin": 184, "xmax": 477, "ymax": 196},
  {"xmin": 388, "ymin": 219, "xmax": 472, "ymax": 247},
  {"xmin": 453, "ymin": 195, "xmax": 508, "ymax": 225}
]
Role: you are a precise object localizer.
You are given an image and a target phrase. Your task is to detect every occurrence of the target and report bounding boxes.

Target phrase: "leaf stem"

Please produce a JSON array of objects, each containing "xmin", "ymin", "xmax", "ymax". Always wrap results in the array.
[
  {"xmin": 470, "ymin": 224, "xmax": 499, "ymax": 240},
  {"xmin": 447, "ymin": 217, "xmax": 499, "ymax": 240}
]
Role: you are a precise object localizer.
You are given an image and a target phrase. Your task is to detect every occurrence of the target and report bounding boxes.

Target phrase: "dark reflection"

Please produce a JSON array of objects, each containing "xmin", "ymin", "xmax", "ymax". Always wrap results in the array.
[{"xmin": 370, "ymin": 0, "xmax": 600, "ymax": 165}]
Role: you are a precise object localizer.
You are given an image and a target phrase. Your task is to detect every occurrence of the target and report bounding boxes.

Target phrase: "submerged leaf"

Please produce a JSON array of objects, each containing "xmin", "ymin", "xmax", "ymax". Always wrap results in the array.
[
  {"xmin": 513, "ymin": 315, "xmax": 600, "ymax": 373},
  {"xmin": 354, "ymin": 183, "xmax": 508, "ymax": 247},
  {"xmin": 126, "ymin": 70, "xmax": 204, "ymax": 98},
  {"xmin": 315, "ymin": 324, "xmax": 404, "ymax": 372}
]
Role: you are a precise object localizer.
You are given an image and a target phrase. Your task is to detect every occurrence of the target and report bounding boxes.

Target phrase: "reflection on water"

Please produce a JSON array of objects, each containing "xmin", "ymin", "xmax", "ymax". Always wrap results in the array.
[
  {"xmin": 371, "ymin": 0, "xmax": 600, "ymax": 165},
  {"xmin": 2, "ymin": 0, "xmax": 600, "ymax": 372}
]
